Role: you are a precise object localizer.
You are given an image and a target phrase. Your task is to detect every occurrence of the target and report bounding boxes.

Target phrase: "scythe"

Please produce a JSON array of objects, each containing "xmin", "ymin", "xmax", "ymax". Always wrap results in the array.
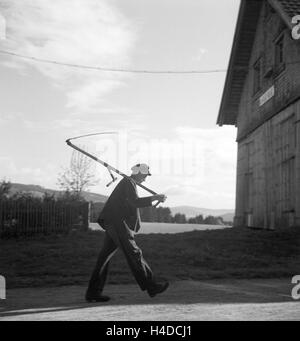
[{"xmin": 66, "ymin": 132, "xmax": 162, "ymax": 207}]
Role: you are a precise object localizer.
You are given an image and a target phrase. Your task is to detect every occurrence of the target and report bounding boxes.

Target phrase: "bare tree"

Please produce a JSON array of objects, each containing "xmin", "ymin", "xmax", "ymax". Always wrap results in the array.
[
  {"xmin": 0, "ymin": 179, "xmax": 11, "ymax": 199},
  {"xmin": 58, "ymin": 150, "xmax": 98, "ymax": 195}
]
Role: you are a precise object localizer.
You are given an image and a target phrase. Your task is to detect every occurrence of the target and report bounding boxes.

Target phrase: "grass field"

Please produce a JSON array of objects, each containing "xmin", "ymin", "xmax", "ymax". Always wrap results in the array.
[
  {"xmin": 0, "ymin": 226, "xmax": 300, "ymax": 289},
  {"xmin": 90, "ymin": 222, "xmax": 231, "ymax": 234}
]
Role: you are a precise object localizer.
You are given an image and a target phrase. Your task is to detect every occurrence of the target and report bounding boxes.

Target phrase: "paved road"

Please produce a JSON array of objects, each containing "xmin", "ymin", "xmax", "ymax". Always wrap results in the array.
[{"xmin": 0, "ymin": 279, "xmax": 299, "ymax": 321}]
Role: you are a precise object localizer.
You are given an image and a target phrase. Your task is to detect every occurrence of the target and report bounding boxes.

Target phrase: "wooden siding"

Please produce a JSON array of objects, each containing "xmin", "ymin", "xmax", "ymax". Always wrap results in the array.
[
  {"xmin": 233, "ymin": 3, "xmax": 300, "ymax": 229},
  {"xmin": 235, "ymin": 100, "xmax": 300, "ymax": 228},
  {"xmin": 237, "ymin": 4, "xmax": 300, "ymax": 141}
]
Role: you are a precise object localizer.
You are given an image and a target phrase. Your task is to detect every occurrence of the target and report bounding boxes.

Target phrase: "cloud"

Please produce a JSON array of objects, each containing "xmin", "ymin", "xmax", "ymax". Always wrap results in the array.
[
  {"xmin": 93, "ymin": 125, "xmax": 237, "ymax": 208},
  {"xmin": 0, "ymin": 156, "xmax": 18, "ymax": 176},
  {"xmin": 175, "ymin": 126, "xmax": 237, "ymax": 167},
  {"xmin": 0, "ymin": 112, "xmax": 29, "ymax": 127},
  {"xmin": 110, "ymin": 126, "xmax": 237, "ymax": 181},
  {"xmin": 1, "ymin": 0, "xmax": 136, "ymax": 114},
  {"xmin": 0, "ymin": 156, "xmax": 59, "ymax": 187},
  {"xmin": 66, "ymin": 79, "xmax": 125, "ymax": 113},
  {"xmin": 147, "ymin": 126, "xmax": 238, "ymax": 208},
  {"xmin": 194, "ymin": 47, "xmax": 208, "ymax": 61}
]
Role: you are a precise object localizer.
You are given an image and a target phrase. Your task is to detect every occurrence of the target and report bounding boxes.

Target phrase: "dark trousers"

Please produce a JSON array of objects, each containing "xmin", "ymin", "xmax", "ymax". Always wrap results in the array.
[{"xmin": 87, "ymin": 220, "xmax": 154, "ymax": 294}]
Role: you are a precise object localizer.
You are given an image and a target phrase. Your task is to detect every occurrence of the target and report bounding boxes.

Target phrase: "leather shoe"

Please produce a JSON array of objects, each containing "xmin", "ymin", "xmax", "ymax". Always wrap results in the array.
[
  {"xmin": 85, "ymin": 292, "xmax": 111, "ymax": 303},
  {"xmin": 147, "ymin": 281, "xmax": 169, "ymax": 298}
]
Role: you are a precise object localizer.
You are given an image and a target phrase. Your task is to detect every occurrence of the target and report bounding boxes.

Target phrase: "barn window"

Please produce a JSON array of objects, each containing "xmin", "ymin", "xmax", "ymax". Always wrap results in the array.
[
  {"xmin": 245, "ymin": 141, "xmax": 254, "ymax": 218},
  {"xmin": 275, "ymin": 34, "xmax": 285, "ymax": 73},
  {"xmin": 265, "ymin": 2, "xmax": 275, "ymax": 21},
  {"xmin": 253, "ymin": 58, "xmax": 262, "ymax": 95},
  {"xmin": 279, "ymin": 115, "xmax": 296, "ymax": 213}
]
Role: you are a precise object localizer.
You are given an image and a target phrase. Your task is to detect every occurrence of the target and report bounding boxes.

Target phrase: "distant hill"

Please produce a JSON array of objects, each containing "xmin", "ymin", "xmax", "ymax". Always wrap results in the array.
[
  {"xmin": 221, "ymin": 212, "xmax": 235, "ymax": 223},
  {"xmin": 9, "ymin": 183, "xmax": 108, "ymax": 203},
  {"xmin": 170, "ymin": 206, "xmax": 234, "ymax": 221},
  {"xmin": 8, "ymin": 183, "xmax": 234, "ymax": 222}
]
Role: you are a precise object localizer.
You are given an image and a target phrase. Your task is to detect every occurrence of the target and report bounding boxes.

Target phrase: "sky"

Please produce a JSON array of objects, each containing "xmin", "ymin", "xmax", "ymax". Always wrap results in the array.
[{"xmin": 0, "ymin": 0, "xmax": 240, "ymax": 209}]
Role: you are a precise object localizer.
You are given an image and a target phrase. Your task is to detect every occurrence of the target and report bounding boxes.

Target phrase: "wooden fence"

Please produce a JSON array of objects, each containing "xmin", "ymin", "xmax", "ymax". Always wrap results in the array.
[{"xmin": 0, "ymin": 199, "xmax": 89, "ymax": 238}]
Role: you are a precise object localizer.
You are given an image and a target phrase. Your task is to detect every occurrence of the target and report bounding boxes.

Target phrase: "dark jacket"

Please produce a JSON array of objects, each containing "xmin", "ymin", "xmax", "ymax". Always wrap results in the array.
[{"xmin": 98, "ymin": 177, "xmax": 152, "ymax": 232}]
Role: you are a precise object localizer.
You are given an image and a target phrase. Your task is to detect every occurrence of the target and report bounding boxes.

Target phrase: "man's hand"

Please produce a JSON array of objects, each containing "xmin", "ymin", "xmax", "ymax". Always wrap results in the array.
[{"xmin": 152, "ymin": 194, "xmax": 167, "ymax": 203}]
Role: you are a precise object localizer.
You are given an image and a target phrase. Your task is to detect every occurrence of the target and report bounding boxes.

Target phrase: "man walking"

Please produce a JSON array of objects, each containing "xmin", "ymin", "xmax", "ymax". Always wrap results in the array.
[{"xmin": 85, "ymin": 163, "xmax": 169, "ymax": 302}]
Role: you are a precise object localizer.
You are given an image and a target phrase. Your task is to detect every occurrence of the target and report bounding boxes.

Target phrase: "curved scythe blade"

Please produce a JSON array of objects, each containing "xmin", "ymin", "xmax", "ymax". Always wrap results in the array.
[{"xmin": 65, "ymin": 133, "xmax": 161, "ymax": 207}]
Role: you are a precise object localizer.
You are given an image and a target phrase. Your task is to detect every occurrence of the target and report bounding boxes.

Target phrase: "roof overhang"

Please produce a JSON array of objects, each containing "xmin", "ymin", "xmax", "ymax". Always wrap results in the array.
[
  {"xmin": 217, "ymin": 0, "xmax": 297, "ymax": 127},
  {"xmin": 217, "ymin": 0, "xmax": 262, "ymax": 126}
]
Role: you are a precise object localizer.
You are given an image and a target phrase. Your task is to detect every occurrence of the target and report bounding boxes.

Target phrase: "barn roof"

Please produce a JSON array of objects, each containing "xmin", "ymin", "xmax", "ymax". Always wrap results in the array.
[
  {"xmin": 276, "ymin": 0, "xmax": 300, "ymax": 19},
  {"xmin": 217, "ymin": 0, "xmax": 300, "ymax": 126}
]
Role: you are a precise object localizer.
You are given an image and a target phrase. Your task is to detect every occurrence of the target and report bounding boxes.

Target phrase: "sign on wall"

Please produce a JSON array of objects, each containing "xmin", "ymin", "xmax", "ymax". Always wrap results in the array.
[
  {"xmin": 0, "ymin": 275, "xmax": 5, "ymax": 300},
  {"xmin": 259, "ymin": 85, "xmax": 275, "ymax": 107}
]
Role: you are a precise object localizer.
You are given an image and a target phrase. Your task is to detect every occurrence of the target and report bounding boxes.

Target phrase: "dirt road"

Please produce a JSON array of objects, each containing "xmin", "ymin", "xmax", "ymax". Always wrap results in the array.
[{"xmin": 0, "ymin": 279, "xmax": 299, "ymax": 321}]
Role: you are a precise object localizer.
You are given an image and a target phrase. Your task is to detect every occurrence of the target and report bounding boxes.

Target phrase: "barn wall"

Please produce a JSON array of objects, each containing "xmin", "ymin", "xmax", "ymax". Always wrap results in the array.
[
  {"xmin": 295, "ymin": 100, "xmax": 300, "ymax": 227},
  {"xmin": 237, "ymin": 3, "xmax": 300, "ymax": 141},
  {"xmin": 234, "ymin": 2, "xmax": 300, "ymax": 229},
  {"xmin": 235, "ymin": 99, "xmax": 300, "ymax": 228}
]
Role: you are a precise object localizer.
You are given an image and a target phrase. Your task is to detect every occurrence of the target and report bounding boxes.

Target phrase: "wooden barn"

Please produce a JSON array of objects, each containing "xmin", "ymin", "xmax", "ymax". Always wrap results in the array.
[{"xmin": 218, "ymin": 0, "xmax": 300, "ymax": 229}]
